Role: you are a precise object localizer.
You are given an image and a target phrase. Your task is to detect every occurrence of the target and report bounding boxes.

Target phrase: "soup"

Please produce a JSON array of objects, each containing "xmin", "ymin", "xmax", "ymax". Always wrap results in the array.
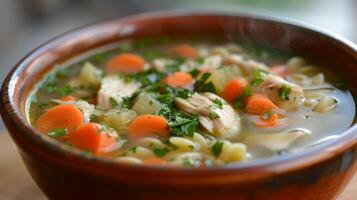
[{"xmin": 28, "ymin": 37, "xmax": 355, "ymax": 167}]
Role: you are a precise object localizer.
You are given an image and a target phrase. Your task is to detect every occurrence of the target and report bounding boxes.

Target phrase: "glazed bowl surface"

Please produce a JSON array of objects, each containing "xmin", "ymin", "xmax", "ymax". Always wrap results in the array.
[{"xmin": 0, "ymin": 11, "xmax": 356, "ymax": 200}]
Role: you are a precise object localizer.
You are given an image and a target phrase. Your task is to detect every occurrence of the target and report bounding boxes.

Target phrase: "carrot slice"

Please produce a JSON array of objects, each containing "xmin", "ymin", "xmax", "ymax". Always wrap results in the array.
[
  {"xmin": 69, "ymin": 123, "xmax": 117, "ymax": 153},
  {"xmin": 245, "ymin": 94, "xmax": 278, "ymax": 115},
  {"xmin": 143, "ymin": 157, "xmax": 167, "ymax": 165},
  {"xmin": 253, "ymin": 113, "xmax": 279, "ymax": 127},
  {"xmin": 162, "ymin": 72, "xmax": 193, "ymax": 87},
  {"xmin": 36, "ymin": 104, "xmax": 84, "ymax": 134},
  {"xmin": 128, "ymin": 114, "xmax": 169, "ymax": 140},
  {"xmin": 170, "ymin": 44, "xmax": 199, "ymax": 59},
  {"xmin": 60, "ymin": 96, "xmax": 76, "ymax": 101},
  {"xmin": 106, "ymin": 53, "xmax": 145, "ymax": 74},
  {"xmin": 223, "ymin": 78, "xmax": 248, "ymax": 102}
]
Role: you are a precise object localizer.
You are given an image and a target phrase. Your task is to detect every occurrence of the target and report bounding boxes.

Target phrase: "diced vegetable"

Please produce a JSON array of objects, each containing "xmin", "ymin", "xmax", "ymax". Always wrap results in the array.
[
  {"xmin": 253, "ymin": 113, "xmax": 279, "ymax": 127},
  {"xmin": 128, "ymin": 114, "xmax": 169, "ymax": 140},
  {"xmin": 208, "ymin": 67, "xmax": 242, "ymax": 93},
  {"xmin": 222, "ymin": 78, "xmax": 248, "ymax": 102},
  {"xmin": 313, "ymin": 96, "xmax": 337, "ymax": 113},
  {"xmin": 132, "ymin": 93, "xmax": 161, "ymax": 115},
  {"xmin": 79, "ymin": 62, "xmax": 102, "ymax": 85},
  {"xmin": 106, "ymin": 53, "xmax": 145, "ymax": 74},
  {"xmin": 60, "ymin": 96, "xmax": 76, "ymax": 101},
  {"xmin": 69, "ymin": 123, "xmax": 117, "ymax": 153},
  {"xmin": 162, "ymin": 72, "xmax": 193, "ymax": 87},
  {"xmin": 245, "ymin": 94, "xmax": 278, "ymax": 115},
  {"xmin": 36, "ymin": 104, "xmax": 84, "ymax": 134},
  {"xmin": 170, "ymin": 44, "xmax": 199, "ymax": 59},
  {"xmin": 104, "ymin": 110, "xmax": 137, "ymax": 131}
]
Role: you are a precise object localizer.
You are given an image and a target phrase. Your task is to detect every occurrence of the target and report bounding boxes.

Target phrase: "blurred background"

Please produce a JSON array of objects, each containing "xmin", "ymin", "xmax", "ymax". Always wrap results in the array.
[{"xmin": 0, "ymin": 0, "xmax": 356, "ymax": 129}]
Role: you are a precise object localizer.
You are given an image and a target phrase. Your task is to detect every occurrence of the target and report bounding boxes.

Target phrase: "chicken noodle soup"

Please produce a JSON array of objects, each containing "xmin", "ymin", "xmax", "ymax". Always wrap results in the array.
[{"xmin": 28, "ymin": 38, "xmax": 355, "ymax": 167}]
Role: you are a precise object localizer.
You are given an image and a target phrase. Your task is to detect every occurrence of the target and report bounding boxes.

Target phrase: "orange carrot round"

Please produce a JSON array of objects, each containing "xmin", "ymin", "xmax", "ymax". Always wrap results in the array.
[
  {"xmin": 162, "ymin": 72, "xmax": 193, "ymax": 87},
  {"xmin": 143, "ymin": 157, "xmax": 167, "ymax": 165},
  {"xmin": 36, "ymin": 104, "xmax": 84, "ymax": 134},
  {"xmin": 60, "ymin": 96, "xmax": 76, "ymax": 101},
  {"xmin": 170, "ymin": 44, "xmax": 199, "ymax": 59},
  {"xmin": 245, "ymin": 94, "xmax": 278, "ymax": 115},
  {"xmin": 223, "ymin": 78, "xmax": 248, "ymax": 102},
  {"xmin": 128, "ymin": 114, "xmax": 169, "ymax": 140},
  {"xmin": 253, "ymin": 113, "xmax": 279, "ymax": 127},
  {"xmin": 106, "ymin": 53, "xmax": 145, "ymax": 74},
  {"xmin": 69, "ymin": 123, "xmax": 117, "ymax": 153}
]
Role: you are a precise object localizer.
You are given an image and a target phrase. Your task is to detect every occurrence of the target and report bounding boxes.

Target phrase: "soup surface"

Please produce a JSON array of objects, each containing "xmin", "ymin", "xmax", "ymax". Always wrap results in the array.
[{"xmin": 28, "ymin": 37, "xmax": 355, "ymax": 167}]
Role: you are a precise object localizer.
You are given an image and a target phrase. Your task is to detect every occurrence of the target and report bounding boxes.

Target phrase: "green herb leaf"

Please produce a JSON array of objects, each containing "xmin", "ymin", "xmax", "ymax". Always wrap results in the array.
[
  {"xmin": 48, "ymin": 128, "xmax": 67, "ymax": 138},
  {"xmin": 182, "ymin": 158, "xmax": 195, "ymax": 167},
  {"xmin": 152, "ymin": 147, "xmax": 169, "ymax": 157},
  {"xmin": 278, "ymin": 84, "xmax": 291, "ymax": 100},
  {"xmin": 176, "ymin": 88, "xmax": 193, "ymax": 99},
  {"xmin": 194, "ymin": 72, "xmax": 216, "ymax": 93},
  {"xmin": 89, "ymin": 114, "xmax": 99, "ymax": 123},
  {"xmin": 211, "ymin": 98, "xmax": 223, "ymax": 109},
  {"xmin": 251, "ymin": 69, "xmax": 268, "ymax": 86},
  {"xmin": 209, "ymin": 112, "xmax": 220, "ymax": 119},
  {"xmin": 128, "ymin": 146, "xmax": 137, "ymax": 154},
  {"xmin": 211, "ymin": 141, "xmax": 223, "ymax": 157},
  {"xmin": 58, "ymin": 85, "xmax": 74, "ymax": 96},
  {"xmin": 169, "ymin": 115, "xmax": 199, "ymax": 137},
  {"xmin": 189, "ymin": 68, "xmax": 200, "ymax": 78},
  {"xmin": 109, "ymin": 97, "xmax": 119, "ymax": 108},
  {"xmin": 234, "ymin": 84, "xmax": 252, "ymax": 109}
]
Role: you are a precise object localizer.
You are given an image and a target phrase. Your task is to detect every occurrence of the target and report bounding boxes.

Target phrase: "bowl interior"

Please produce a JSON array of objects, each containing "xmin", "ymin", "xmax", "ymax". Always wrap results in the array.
[{"xmin": 2, "ymin": 11, "xmax": 357, "ymax": 179}]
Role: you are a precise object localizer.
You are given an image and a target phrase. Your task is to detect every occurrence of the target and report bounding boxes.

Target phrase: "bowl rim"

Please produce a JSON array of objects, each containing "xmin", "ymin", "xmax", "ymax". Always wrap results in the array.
[{"xmin": 1, "ymin": 10, "xmax": 357, "ymax": 181}]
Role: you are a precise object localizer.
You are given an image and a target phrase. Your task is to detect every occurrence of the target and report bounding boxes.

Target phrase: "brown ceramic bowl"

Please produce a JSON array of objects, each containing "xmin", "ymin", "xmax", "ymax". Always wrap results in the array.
[{"xmin": 1, "ymin": 11, "xmax": 356, "ymax": 200}]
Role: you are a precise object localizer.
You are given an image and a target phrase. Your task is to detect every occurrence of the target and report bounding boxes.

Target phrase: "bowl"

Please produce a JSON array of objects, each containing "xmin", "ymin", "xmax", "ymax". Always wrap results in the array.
[{"xmin": 1, "ymin": 11, "xmax": 356, "ymax": 200}]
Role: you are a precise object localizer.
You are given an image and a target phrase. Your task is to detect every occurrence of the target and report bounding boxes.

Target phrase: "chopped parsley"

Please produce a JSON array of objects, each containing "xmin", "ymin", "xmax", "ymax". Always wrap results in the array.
[
  {"xmin": 120, "ymin": 96, "xmax": 131, "ymax": 109},
  {"xmin": 127, "ymin": 146, "xmax": 137, "ymax": 154},
  {"xmin": 234, "ymin": 84, "xmax": 252, "ymax": 109},
  {"xmin": 209, "ymin": 112, "xmax": 220, "ymax": 119},
  {"xmin": 89, "ymin": 114, "xmax": 99, "ymax": 123},
  {"xmin": 211, "ymin": 98, "xmax": 223, "ymax": 109},
  {"xmin": 47, "ymin": 128, "xmax": 67, "ymax": 138},
  {"xmin": 152, "ymin": 147, "xmax": 169, "ymax": 157},
  {"xmin": 176, "ymin": 88, "xmax": 193, "ymax": 99},
  {"xmin": 251, "ymin": 69, "xmax": 268, "ymax": 86},
  {"xmin": 109, "ymin": 97, "xmax": 119, "ymax": 108},
  {"xmin": 278, "ymin": 84, "xmax": 291, "ymax": 100},
  {"xmin": 194, "ymin": 72, "xmax": 216, "ymax": 93},
  {"xmin": 58, "ymin": 85, "xmax": 74, "ymax": 96},
  {"xmin": 182, "ymin": 158, "xmax": 195, "ymax": 167},
  {"xmin": 211, "ymin": 141, "xmax": 224, "ymax": 157},
  {"xmin": 168, "ymin": 115, "xmax": 199, "ymax": 137},
  {"xmin": 166, "ymin": 58, "xmax": 185, "ymax": 73},
  {"xmin": 40, "ymin": 74, "xmax": 57, "ymax": 93},
  {"xmin": 189, "ymin": 68, "xmax": 200, "ymax": 78}
]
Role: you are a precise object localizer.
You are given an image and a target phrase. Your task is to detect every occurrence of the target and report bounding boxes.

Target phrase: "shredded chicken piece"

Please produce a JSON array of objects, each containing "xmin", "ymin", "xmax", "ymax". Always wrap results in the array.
[
  {"xmin": 253, "ymin": 73, "xmax": 304, "ymax": 110},
  {"xmin": 243, "ymin": 129, "xmax": 310, "ymax": 151},
  {"xmin": 175, "ymin": 92, "xmax": 240, "ymax": 138},
  {"xmin": 224, "ymin": 54, "xmax": 270, "ymax": 76},
  {"xmin": 97, "ymin": 75, "xmax": 140, "ymax": 109}
]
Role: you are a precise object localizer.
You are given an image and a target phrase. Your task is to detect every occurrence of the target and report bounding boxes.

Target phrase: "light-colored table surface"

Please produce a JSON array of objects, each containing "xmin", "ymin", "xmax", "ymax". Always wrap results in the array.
[{"xmin": 0, "ymin": 131, "xmax": 355, "ymax": 200}]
